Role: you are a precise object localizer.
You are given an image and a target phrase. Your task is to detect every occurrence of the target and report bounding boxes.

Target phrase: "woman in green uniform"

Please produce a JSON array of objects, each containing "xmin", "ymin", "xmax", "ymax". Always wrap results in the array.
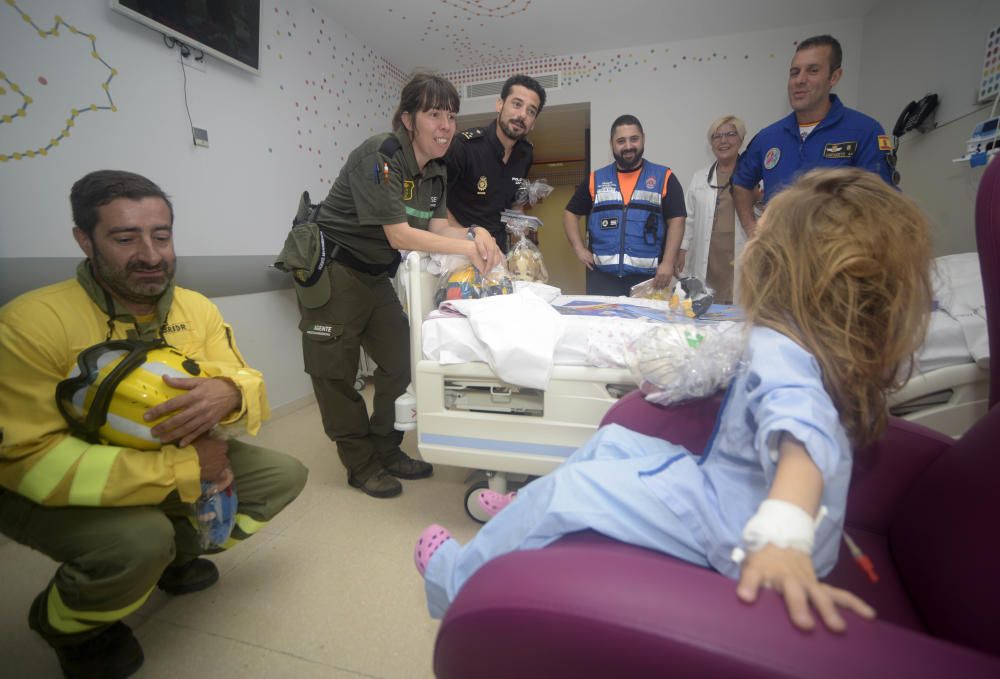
[{"xmin": 301, "ymin": 74, "xmax": 503, "ymax": 499}]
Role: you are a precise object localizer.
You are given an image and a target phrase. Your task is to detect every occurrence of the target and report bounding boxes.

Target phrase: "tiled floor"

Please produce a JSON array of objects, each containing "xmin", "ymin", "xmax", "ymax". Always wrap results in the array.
[{"xmin": 0, "ymin": 386, "xmax": 485, "ymax": 678}]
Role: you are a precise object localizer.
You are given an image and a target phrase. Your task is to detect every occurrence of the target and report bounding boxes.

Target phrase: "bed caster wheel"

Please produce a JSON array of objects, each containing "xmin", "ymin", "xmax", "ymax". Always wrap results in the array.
[{"xmin": 464, "ymin": 482, "xmax": 492, "ymax": 524}]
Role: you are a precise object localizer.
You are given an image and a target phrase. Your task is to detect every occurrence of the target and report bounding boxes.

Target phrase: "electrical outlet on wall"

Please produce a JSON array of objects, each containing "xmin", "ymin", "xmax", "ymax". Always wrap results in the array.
[{"xmin": 192, "ymin": 127, "xmax": 209, "ymax": 147}]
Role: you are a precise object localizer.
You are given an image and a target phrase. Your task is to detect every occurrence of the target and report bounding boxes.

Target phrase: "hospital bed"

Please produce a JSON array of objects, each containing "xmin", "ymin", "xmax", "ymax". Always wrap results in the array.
[
  {"xmin": 401, "ymin": 252, "xmax": 643, "ymax": 520},
  {"xmin": 400, "ymin": 250, "xmax": 989, "ymax": 519},
  {"xmin": 888, "ymin": 252, "xmax": 990, "ymax": 437}
]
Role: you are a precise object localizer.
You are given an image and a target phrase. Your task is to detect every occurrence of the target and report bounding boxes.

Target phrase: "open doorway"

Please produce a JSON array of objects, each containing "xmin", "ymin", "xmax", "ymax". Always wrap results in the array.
[{"xmin": 455, "ymin": 102, "xmax": 590, "ymax": 294}]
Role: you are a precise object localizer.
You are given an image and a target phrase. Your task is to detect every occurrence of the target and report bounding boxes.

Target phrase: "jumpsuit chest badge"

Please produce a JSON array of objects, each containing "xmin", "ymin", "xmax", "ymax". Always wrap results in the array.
[
  {"xmin": 402, "ymin": 180, "xmax": 414, "ymax": 201},
  {"xmin": 476, "ymin": 176, "xmax": 488, "ymax": 195},
  {"xmin": 823, "ymin": 141, "xmax": 857, "ymax": 159},
  {"xmin": 764, "ymin": 147, "xmax": 781, "ymax": 170}
]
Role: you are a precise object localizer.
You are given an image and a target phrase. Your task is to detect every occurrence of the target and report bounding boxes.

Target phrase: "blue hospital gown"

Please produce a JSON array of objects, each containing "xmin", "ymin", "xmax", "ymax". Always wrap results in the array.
[{"xmin": 423, "ymin": 326, "xmax": 853, "ymax": 618}]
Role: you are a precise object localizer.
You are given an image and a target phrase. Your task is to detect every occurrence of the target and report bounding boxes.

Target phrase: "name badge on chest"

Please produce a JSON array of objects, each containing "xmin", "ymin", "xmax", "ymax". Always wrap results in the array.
[
  {"xmin": 600, "ymin": 217, "xmax": 619, "ymax": 230},
  {"xmin": 823, "ymin": 141, "xmax": 857, "ymax": 159}
]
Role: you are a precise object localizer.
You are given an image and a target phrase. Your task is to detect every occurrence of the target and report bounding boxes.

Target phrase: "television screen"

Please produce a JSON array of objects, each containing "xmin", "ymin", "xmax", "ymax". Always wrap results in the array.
[{"xmin": 111, "ymin": 0, "xmax": 261, "ymax": 75}]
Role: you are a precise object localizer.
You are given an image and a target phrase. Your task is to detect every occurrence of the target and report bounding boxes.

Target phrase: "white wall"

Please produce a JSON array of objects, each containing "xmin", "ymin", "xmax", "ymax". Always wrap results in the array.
[
  {"xmin": 448, "ymin": 19, "xmax": 866, "ymax": 197},
  {"xmin": 858, "ymin": 0, "xmax": 1000, "ymax": 256},
  {"xmin": 0, "ymin": 0, "xmax": 400, "ymax": 408},
  {"xmin": 212, "ymin": 289, "xmax": 311, "ymax": 411}
]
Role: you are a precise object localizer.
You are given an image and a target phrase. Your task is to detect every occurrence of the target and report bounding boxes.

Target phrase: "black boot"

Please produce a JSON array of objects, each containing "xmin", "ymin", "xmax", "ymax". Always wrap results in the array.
[
  {"xmin": 30, "ymin": 593, "xmax": 143, "ymax": 679},
  {"xmin": 156, "ymin": 557, "xmax": 219, "ymax": 595},
  {"xmin": 348, "ymin": 468, "xmax": 403, "ymax": 498},
  {"xmin": 383, "ymin": 450, "xmax": 433, "ymax": 480}
]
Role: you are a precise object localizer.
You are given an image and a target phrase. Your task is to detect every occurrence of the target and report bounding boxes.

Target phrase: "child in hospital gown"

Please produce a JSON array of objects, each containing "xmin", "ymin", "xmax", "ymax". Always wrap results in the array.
[{"xmin": 415, "ymin": 168, "xmax": 934, "ymax": 632}]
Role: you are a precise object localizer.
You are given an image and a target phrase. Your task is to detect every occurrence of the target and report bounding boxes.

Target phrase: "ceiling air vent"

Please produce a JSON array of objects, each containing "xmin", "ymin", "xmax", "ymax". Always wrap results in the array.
[{"xmin": 464, "ymin": 72, "xmax": 560, "ymax": 99}]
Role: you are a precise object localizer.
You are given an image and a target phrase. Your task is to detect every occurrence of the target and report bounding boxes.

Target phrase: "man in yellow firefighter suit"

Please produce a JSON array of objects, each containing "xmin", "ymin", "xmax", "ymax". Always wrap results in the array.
[{"xmin": 0, "ymin": 170, "xmax": 308, "ymax": 679}]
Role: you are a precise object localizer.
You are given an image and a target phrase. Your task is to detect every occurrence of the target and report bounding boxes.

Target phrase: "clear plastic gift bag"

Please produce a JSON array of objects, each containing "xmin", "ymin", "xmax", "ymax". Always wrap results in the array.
[
  {"xmin": 500, "ymin": 209, "xmax": 543, "ymax": 248},
  {"xmin": 668, "ymin": 275, "xmax": 715, "ymax": 318},
  {"xmin": 625, "ymin": 321, "xmax": 744, "ymax": 406},
  {"xmin": 434, "ymin": 255, "xmax": 514, "ymax": 306},
  {"xmin": 501, "ymin": 211, "xmax": 549, "ymax": 282},
  {"xmin": 506, "ymin": 235, "xmax": 549, "ymax": 283},
  {"xmin": 629, "ymin": 277, "xmax": 672, "ymax": 301},
  {"xmin": 511, "ymin": 178, "xmax": 555, "ymax": 208}
]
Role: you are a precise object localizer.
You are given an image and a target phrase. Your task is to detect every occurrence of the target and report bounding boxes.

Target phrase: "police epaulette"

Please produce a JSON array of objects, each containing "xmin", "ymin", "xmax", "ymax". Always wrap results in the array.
[
  {"xmin": 378, "ymin": 135, "xmax": 402, "ymax": 156},
  {"xmin": 459, "ymin": 128, "xmax": 485, "ymax": 141}
]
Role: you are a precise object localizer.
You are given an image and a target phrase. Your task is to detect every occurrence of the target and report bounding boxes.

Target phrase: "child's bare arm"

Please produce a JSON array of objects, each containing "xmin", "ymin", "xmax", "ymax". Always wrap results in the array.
[{"xmin": 735, "ymin": 434, "xmax": 875, "ymax": 632}]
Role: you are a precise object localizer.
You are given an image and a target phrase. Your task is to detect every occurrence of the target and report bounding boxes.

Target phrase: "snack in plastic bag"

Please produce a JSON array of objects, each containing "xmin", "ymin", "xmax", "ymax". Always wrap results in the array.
[
  {"xmin": 507, "ymin": 237, "xmax": 549, "ymax": 283},
  {"xmin": 434, "ymin": 256, "xmax": 514, "ymax": 306},
  {"xmin": 625, "ymin": 322, "xmax": 744, "ymax": 406},
  {"xmin": 443, "ymin": 265, "xmax": 481, "ymax": 301},
  {"xmin": 510, "ymin": 178, "xmax": 555, "ymax": 208},
  {"xmin": 669, "ymin": 275, "xmax": 715, "ymax": 318},
  {"xmin": 501, "ymin": 210, "xmax": 549, "ymax": 281},
  {"xmin": 501, "ymin": 209, "xmax": 544, "ymax": 248},
  {"xmin": 481, "ymin": 263, "xmax": 516, "ymax": 297},
  {"xmin": 629, "ymin": 277, "xmax": 671, "ymax": 301},
  {"xmin": 195, "ymin": 480, "xmax": 238, "ymax": 549}
]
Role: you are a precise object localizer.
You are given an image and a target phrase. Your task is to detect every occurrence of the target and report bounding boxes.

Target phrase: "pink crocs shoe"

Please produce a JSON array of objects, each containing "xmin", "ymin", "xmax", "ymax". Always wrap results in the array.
[
  {"xmin": 414, "ymin": 524, "xmax": 452, "ymax": 577},
  {"xmin": 477, "ymin": 490, "xmax": 518, "ymax": 518}
]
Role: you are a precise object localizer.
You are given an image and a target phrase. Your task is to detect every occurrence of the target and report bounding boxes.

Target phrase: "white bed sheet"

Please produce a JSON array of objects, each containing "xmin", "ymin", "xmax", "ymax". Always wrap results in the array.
[
  {"xmin": 425, "ymin": 309, "xmax": 975, "ymax": 370},
  {"xmin": 423, "ymin": 295, "xmax": 738, "ymax": 373},
  {"xmin": 916, "ymin": 310, "xmax": 975, "ymax": 373}
]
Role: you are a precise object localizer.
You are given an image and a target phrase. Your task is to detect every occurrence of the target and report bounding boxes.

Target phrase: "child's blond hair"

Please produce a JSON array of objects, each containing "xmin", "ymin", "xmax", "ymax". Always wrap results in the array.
[{"xmin": 739, "ymin": 168, "xmax": 933, "ymax": 446}]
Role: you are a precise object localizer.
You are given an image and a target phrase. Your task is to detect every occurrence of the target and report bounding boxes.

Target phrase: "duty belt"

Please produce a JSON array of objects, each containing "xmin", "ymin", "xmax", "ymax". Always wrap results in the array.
[{"xmin": 322, "ymin": 234, "xmax": 401, "ymax": 277}]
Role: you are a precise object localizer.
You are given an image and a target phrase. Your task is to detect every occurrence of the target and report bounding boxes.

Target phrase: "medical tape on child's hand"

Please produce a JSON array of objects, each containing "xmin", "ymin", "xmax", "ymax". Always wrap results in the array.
[{"xmin": 730, "ymin": 499, "xmax": 828, "ymax": 564}]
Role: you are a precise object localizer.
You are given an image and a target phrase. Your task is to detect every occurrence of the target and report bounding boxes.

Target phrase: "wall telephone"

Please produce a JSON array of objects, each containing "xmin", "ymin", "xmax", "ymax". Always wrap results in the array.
[{"xmin": 893, "ymin": 94, "xmax": 940, "ymax": 138}]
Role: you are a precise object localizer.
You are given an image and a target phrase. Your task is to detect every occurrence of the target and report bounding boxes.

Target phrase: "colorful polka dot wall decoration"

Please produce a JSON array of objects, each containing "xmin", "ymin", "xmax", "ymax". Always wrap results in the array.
[
  {"xmin": 442, "ymin": 42, "xmax": 778, "ymax": 93},
  {"xmin": 268, "ymin": 7, "xmax": 405, "ymax": 185}
]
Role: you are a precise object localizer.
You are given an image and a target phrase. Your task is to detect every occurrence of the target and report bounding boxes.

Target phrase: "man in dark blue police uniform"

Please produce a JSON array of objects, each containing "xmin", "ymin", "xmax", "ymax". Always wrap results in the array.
[
  {"xmin": 445, "ymin": 74, "xmax": 546, "ymax": 252},
  {"xmin": 733, "ymin": 35, "xmax": 894, "ymax": 237}
]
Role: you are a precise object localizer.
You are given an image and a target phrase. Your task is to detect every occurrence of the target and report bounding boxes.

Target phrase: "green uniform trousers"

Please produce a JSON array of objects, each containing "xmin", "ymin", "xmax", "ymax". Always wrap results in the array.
[
  {"xmin": 0, "ymin": 440, "xmax": 307, "ymax": 644},
  {"xmin": 299, "ymin": 262, "xmax": 410, "ymax": 483}
]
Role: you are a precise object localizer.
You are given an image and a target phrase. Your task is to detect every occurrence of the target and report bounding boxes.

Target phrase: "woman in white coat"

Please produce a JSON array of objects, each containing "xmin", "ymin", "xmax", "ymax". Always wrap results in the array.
[{"xmin": 679, "ymin": 115, "xmax": 750, "ymax": 304}]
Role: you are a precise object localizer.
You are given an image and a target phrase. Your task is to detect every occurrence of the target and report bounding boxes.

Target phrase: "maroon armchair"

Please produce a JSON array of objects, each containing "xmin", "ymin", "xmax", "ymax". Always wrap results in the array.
[{"xmin": 433, "ymin": 159, "xmax": 1000, "ymax": 678}]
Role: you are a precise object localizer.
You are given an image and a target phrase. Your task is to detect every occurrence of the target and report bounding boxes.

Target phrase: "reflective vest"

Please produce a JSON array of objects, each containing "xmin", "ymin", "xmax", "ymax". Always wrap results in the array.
[{"xmin": 586, "ymin": 161, "xmax": 671, "ymax": 277}]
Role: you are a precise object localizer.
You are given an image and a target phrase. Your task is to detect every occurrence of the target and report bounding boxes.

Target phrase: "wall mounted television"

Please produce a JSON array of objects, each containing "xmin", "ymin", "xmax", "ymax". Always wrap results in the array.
[{"xmin": 111, "ymin": 0, "xmax": 261, "ymax": 75}]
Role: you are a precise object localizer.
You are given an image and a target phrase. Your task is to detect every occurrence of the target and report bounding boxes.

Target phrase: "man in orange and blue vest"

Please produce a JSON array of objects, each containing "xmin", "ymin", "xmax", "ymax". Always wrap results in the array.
[{"xmin": 563, "ymin": 114, "xmax": 687, "ymax": 296}]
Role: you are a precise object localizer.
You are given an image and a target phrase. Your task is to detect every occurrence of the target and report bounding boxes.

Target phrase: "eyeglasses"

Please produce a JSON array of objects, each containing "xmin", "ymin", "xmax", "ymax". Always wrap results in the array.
[{"xmin": 711, "ymin": 131, "xmax": 740, "ymax": 141}]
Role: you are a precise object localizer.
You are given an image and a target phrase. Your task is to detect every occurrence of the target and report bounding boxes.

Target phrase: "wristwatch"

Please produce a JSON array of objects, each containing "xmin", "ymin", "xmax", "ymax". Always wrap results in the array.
[{"xmin": 466, "ymin": 227, "xmax": 477, "ymax": 241}]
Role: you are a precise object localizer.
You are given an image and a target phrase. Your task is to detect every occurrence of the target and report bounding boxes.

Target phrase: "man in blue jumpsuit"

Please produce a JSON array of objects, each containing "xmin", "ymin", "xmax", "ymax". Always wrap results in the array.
[{"xmin": 733, "ymin": 35, "xmax": 894, "ymax": 237}]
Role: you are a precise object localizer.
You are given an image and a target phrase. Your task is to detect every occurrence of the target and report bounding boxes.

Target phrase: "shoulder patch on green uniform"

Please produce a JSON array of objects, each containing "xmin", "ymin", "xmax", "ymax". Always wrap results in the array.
[
  {"xmin": 460, "ymin": 128, "xmax": 485, "ymax": 141},
  {"xmin": 378, "ymin": 136, "xmax": 402, "ymax": 156}
]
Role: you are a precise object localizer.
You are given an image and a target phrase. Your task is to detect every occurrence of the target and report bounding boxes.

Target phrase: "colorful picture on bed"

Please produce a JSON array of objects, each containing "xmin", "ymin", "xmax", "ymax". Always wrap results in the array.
[{"xmin": 554, "ymin": 301, "xmax": 744, "ymax": 323}]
